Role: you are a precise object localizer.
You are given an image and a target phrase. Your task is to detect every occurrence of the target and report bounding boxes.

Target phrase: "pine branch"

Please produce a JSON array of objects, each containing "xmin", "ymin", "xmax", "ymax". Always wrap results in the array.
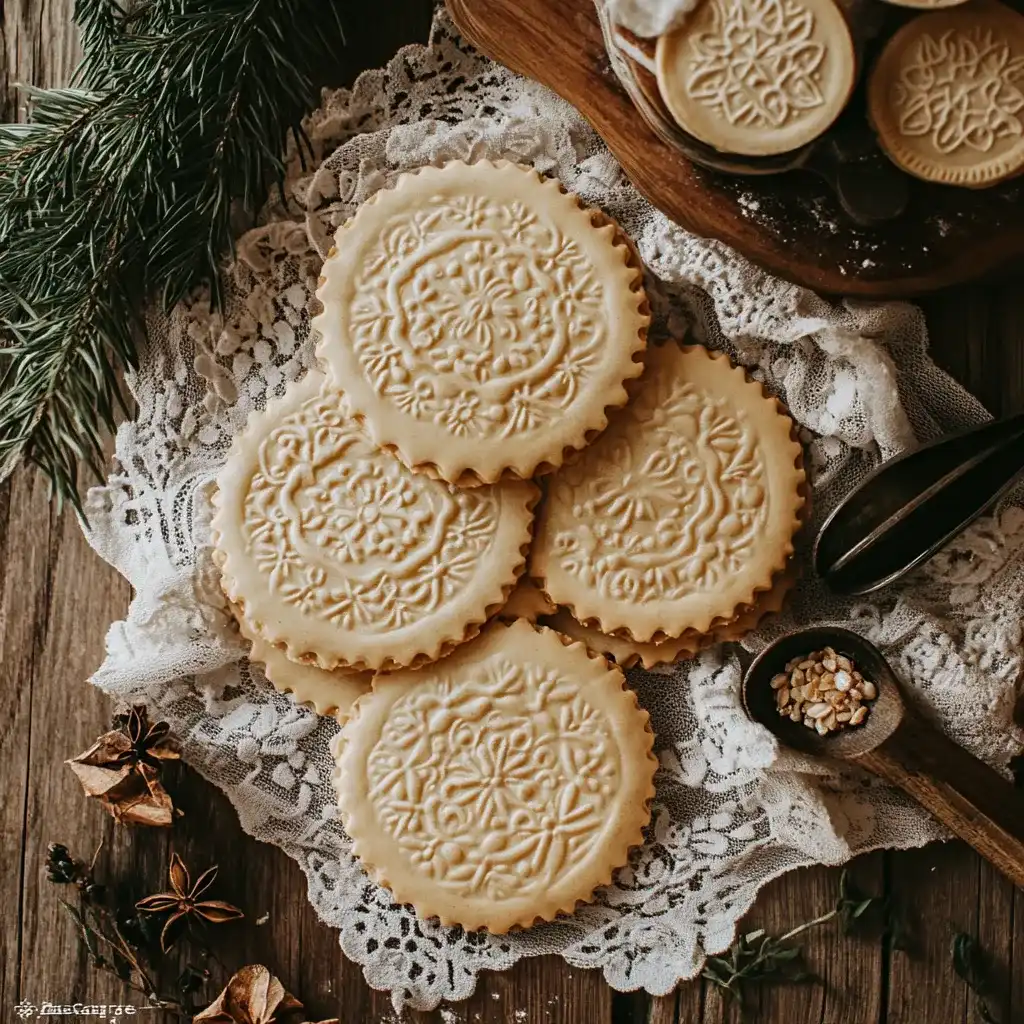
[{"xmin": 0, "ymin": 0, "xmax": 346, "ymax": 509}]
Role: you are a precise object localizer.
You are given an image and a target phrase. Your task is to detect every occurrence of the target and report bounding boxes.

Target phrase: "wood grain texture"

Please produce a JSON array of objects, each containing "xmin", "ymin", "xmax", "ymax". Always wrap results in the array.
[
  {"xmin": 445, "ymin": 0, "xmax": 1024, "ymax": 300},
  {"xmin": 2, "ymin": 1, "xmax": 1023, "ymax": 1022}
]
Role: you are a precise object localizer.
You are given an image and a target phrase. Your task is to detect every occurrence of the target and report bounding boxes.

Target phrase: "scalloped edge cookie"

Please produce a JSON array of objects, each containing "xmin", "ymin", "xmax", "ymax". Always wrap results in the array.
[
  {"xmin": 333, "ymin": 619, "xmax": 657, "ymax": 933},
  {"xmin": 868, "ymin": 1, "xmax": 1024, "ymax": 186},
  {"xmin": 248, "ymin": 634, "xmax": 372, "ymax": 722},
  {"xmin": 543, "ymin": 557, "xmax": 799, "ymax": 669},
  {"xmin": 532, "ymin": 342, "xmax": 806, "ymax": 642},
  {"xmin": 655, "ymin": 0, "xmax": 857, "ymax": 157},
  {"xmin": 313, "ymin": 159, "xmax": 649, "ymax": 485},
  {"xmin": 212, "ymin": 371, "xmax": 539, "ymax": 671}
]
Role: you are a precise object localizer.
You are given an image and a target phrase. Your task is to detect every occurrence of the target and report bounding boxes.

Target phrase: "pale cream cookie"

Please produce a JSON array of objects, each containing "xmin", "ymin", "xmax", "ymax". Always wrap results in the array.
[
  {"xmin": 313, "ymin": 160, "xmax": 649, "ymax": 486},
  {"xmin": 212, "ymin": 372, "xmax": 537, "ymax": 671},
  {"xmin": 543, "ymin": 608, "xmax": 703, "ymax": 670},
  {"xmin": 878, "ymin": 0, "xmax": 969, "ymax": 7},
  {"xmin": 532, "ymin": 343, "xmax": 805, "ymax": 642},
  {"xmin": 543, "ymin": 560, "xmax": 798, "ymax": 670},
  {"xmin": 655, "ymin": 0, "xmax": 857, "ymax": 157},
  {"xmin": 495, "ymin": 576, "xmax": 557, "ymax": 623},
  {"xmin": 333, "ymin": 619, "xmax": 657, "ymax": 933},
  {"xmin": 248, "ymin": 636, "xmax": 371, "ymax": 722},
  {"xmin": 868, "ymin": 1, "xmax": 1024, "ymax": 187}
]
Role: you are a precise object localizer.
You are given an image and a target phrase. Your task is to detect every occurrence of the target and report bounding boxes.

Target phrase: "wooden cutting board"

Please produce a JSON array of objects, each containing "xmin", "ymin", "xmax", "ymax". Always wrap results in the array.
[{"xmin": 446, "ymin": 0, "xmax": 1024, "ymax": 297}]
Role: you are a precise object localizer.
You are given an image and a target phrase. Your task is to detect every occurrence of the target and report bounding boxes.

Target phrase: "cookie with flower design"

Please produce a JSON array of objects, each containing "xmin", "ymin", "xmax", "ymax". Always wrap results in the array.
[
  {"xmin": 868, "ymin": 1, "xmax": 1024, "ymax": 186},
  {"xmin": 333, "ymin": 619, "xmax": 657, "ymax": 932},
  {"xmin": 313, "ymin": 160, "xmax": 649, "ymax": 486},
  {"xmin": 655, "ymin": 0, "xmax": 857, "ymax": 157},
  {"xmin": 212, "ymin": 372, "xmax": 537, "ymax": 671},
  {"xmin": 542, "ymin": 560, "xmax": 799, "ymax": 670},
  {"xmin": 532, "ymin": 342, "xmax": 805, "ymax": 641},
  {"xmin": 247, "ymin": 635, "xmax": 371, "ymax": 722}
]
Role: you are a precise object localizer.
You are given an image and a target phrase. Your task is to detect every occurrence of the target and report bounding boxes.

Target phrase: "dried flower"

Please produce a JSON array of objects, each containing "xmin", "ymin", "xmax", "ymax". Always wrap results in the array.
[
  {"xmin": 66, "ymin": 706, "xmax": 181, "ymax": 826},
  {"xmin": 193, "ymin": 965, "xmax": 306, "ymax": 1024},
  {"xmin": 136, "ymin": 853, "xmax": 243, "ymax": 952}
]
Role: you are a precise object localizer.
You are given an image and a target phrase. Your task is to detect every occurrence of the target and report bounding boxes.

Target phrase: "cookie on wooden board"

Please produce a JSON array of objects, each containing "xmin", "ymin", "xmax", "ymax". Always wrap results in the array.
[
  {"xmin": 868, "ymin": 1, "xmax": 1024, "ymax": 187},
  {"xmin": 333, "ymin": 620, "xmax": 657, "ymax": 933},
  {"xmin": 313, "ymin": 160, "xmax": 649, "ymax": 486},
  {"xmin": 655, "ymin": 0, "xmax": 857, "ymax": 157},
  {"xmin": 212, "ymin": 372, "xmax": 537, "ymax": 672},
  {"xmin": 532, "ymin": 343, "xmax": 805, "ymax": 642}
]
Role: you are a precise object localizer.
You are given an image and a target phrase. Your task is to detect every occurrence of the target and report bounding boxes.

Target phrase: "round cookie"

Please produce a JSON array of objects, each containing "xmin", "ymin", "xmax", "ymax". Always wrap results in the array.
[
  {"xmin": 495, "ymin": 576, "xmax": 557, "ymax": 623},
  {"xmin": 868, "ymin": 1, "xmax": 1024, "ymax": 187},
  {"xmin": 544, "ymin": 561, "xmax": 798, "ymax": 670},
  {"xmin": 313, "ymin": 160, "xmax": 649, "ymax": 486},
  {"xmin": 878, "ymin": 0, "xmax": 969, "ymax": 7},
  {"xmin": 655, "ymin": 0, "xmax": 857, "ymax": 157},
  {"xmin": 212, "ymin": 372, "xmax": 537, "ymax": 671},
  {"xmin": 333, "ymin": 619, "xmax": 657, "ymax": 933},
  {"xmin": 532, "ymin": 343, "xmax": 805, "ymax": 642},
  {"xmin": 543, "ymin": 608, "xmax": 703, "ymax": 670},
  {"xmin": 248, "ymin": 636, "xmax": 371, "ymax": 722}
]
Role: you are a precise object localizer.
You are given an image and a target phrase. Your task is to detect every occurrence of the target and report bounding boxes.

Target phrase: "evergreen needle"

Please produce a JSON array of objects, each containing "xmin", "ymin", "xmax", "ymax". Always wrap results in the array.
[{"xmin": 0, "ymin": 0, "xmax": 346, "ymax": 509}]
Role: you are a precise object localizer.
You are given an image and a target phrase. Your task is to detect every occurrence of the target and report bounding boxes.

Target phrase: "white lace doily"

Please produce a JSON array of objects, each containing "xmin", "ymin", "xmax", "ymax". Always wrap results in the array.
[{"xmin": 83, "ymin": 10, "xmax": 1024, "ymax": 1011}]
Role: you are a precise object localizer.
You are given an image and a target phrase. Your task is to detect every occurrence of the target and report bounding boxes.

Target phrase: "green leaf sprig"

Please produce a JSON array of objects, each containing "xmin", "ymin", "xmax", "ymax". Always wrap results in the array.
[{"xmin": 0, "ymin": 0, "xmax": 346, "ymax": 509}]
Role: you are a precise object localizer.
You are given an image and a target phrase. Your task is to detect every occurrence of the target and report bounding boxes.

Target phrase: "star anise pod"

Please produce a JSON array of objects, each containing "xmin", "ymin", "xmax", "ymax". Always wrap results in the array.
[
  {"xmin": 135, "ymin": 853, "xmax": 243, "ymax": 952},
  {"xmin": 66, "ymin": 705, "xmax": 181, "ymax": 827}
]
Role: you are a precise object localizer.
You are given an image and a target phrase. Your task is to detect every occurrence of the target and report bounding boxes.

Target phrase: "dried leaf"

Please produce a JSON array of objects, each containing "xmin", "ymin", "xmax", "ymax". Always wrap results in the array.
[
  {"xmin": 66, "ymin": 710, "xmax": 180, "ymax": 827},
  {"xmin": 194, "ymin": 965, "xmax": 304, "ymax": 1024}
]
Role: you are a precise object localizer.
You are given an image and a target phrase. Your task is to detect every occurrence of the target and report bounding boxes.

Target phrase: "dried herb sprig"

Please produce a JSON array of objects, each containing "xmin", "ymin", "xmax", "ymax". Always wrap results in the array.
[
  {"xmin": 702, "ymin": 869, "xmax": 884, "ymax": 1011},
  {"xmin": 0, "ymin": 0, "xmax": 346, "ymax": 509},
  {"xmin": 46, "ymin": 842, "xmax": 205, "ymax": 1016},
  {"xmin": 952, "ymin": 933, "xmax": 1001, "ymax": 1024}
]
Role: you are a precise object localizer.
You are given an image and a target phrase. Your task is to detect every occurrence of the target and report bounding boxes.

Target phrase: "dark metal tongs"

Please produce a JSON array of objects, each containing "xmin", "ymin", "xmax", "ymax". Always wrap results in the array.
[{"xmin": 814, "ymin": 413, "xmax": 1024, "ymax": 595}]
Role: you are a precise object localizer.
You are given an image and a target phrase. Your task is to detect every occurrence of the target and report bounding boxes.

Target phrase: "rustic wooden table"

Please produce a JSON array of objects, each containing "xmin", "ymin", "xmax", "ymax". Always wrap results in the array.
[{"xmin": 3, "ymin": 3, "xmax": 1024, "ymax": 1022}]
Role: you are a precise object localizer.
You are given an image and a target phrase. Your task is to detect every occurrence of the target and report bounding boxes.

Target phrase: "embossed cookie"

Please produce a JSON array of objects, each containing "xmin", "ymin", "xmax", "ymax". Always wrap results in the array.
[
  {"xmin": 212, "ymin": 372, "xmax": 537, "ymax": 671},
  {"xmin": 655, "ymin": 0, "xmax": 857, "ymax": 157},
  {"xmin": 313, "ymin": 160, "xmax": 649, "ymax": 485},
  {"xmin": 543, "ymin": 608, "xmax": 703, "ymax": 670},
  {"xmin": 334, "ymin": 619, "xmax": 657, "ymax": 933},
  {"xmin": 532, "ymin": 343, "xmax": 805, "ymax": 642},
  {"xmin": 544, "ymin": 561, "xmax": 798, "ymax": 670},
  {"xmin": 868, "ymin": 1, "xmax": 1024, "ymax": 186},
  {"xmin": 495, "ymin": 576, "xmax": 557, "ymax": 623},
  {"xmin": 248, "ymin": 636, "xmax": 371, "ymax": 721}
]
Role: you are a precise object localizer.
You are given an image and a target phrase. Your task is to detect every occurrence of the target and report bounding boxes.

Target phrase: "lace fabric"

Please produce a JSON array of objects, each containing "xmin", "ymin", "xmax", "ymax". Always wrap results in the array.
[{"xmin": 83, "ymin": 10, "xmax": 1024, "ymax": 1011}]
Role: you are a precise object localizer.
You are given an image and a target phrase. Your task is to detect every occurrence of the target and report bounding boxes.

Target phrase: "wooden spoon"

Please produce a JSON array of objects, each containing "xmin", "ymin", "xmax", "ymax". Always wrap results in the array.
[{"xmin": 743, "ymin": 626, "xmax": 1024, "ymax": 889}]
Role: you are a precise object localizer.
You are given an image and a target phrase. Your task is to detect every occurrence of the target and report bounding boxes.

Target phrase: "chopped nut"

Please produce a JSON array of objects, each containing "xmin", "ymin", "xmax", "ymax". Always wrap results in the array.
[{"xmin": 769, "ymin": 645, "xmax": 878, "ymax": 738}]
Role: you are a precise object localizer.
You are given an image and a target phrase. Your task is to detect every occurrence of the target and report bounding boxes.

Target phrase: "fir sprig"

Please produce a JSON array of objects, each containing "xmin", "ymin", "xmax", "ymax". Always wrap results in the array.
[{"xmin": 0, "ymin": 0, "xmax": 346, "ymax": 509}]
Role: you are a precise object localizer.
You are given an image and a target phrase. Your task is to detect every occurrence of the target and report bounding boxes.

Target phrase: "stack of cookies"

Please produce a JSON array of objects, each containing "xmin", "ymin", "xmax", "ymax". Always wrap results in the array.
[
  {"xmin": 624, "ymin": 0, "xmax": 1024, "ymax": 190},
  {"xmin": 211, "ymin": 161, "xmax": 806, "ymax": 933}
]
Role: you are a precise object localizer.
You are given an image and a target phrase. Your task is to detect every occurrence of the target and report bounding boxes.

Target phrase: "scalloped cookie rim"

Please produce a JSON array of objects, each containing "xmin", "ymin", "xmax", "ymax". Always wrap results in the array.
[
  {"xmin": 867, "ymin": 1, "xmax": 1024, "ymax": 187},
  {"xmin": 312, "ymin": 159, "xmax": 650, "ymax": 485},
  {"xmin": 211, "ymin": 371, "xmax": 539, "ymax": 672},
  {"xmin": 531, "ymin": 342, "xmax": 806, "ymax": 642},
  {"xmin": 333, "ymin": 619, "xmax": 658, "ymax": 933}
]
